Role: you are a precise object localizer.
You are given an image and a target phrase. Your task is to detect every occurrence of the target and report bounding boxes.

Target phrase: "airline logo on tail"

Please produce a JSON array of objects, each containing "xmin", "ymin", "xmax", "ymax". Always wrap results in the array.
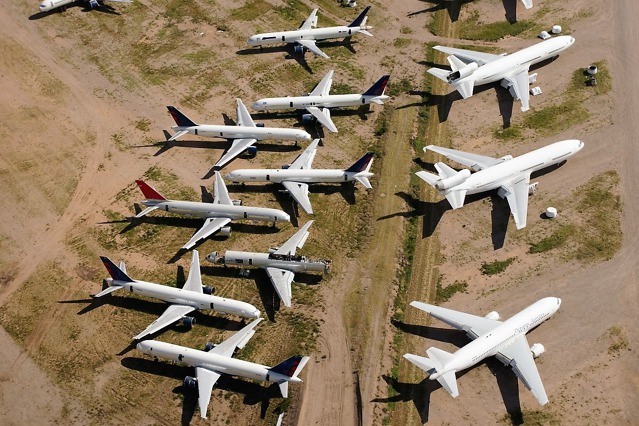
[
  {"xmin": 270, "ymin": 355, "xmax": 304, "ymax": 378},
  {"xmin": 135, "ymin": 180, "xmax": 166, "ymax": 201},
  {"xmin": 363, "ymin": 75, "xmax": 390, "ymax": 97},
  {"xmin": 346, "ymin": 152, "xmax": 374, "ymax": 173}
]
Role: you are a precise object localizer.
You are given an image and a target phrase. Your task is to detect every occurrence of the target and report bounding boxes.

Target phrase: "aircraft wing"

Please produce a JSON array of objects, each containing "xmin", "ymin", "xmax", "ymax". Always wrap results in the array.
[
  {"xmin": 296, "ymin": 40, "xmax": 330, "ymax": 59},
  {"xmin": 281, "ymin": 181, "xmax": 313, "ymax": 214},
  {"xmin": 265, "ymin": 267, "xmax": 295, "ymax": 308},
  {"xmin": 195, "ymin": 367, "xmax": 222, "ymax": 419},
  {"xmin": 183, "ymin": 250, "xmax": 203, "ymax": 293},
  {"xmin": 299, "ymin": 8, "xmax": 318, "ymax": 30},
  {"xmin": 496, "ymin": 335, "xmax": 548, "ymax": 405},
  {"xmin": 503, "ymin": 68, "xmax": 531, "ymax": 112},
  {"xmin": 500, "ymin": 173, "xmax": 531, "ymax": 230},
  {"xmin": 521, "ymin": 0, "xmax": 533, "ymax": 9},
  {"xmin": 275, "ymin": 220, "xmax": 314, "ymax": 256},
  {"xmin": 305, "ymin": 107, "xmax": 338, "ymax": 133},
  {"xmin": 426, "ymin": 145, "xmax": 503, "ymax": 171},
  {"xmin": 105, "ymin": 0, "xmax": 133, "ymax": 3},
  {"xmin": 213, "ymin": 171, "xmax": 233, "ymax": 205},
  {"xmin": 433, "ymin": 46, "xmax": 502, "ymax": 66},
  {"xmin": 208, "ymin": 318, "xmax": 264, "ymax": 357},
  {"xmin": 444, "ymin": 189, "xmax": 467, "ymax": 210},
  {"xmin": 289, "ymin": 139, "xmax": 320, "ymax": 170},
  {"xmin": 309, "ymin": 70, "xmax": 333, "ymax": 96},
  {"xmin": 410, "ymin": 301, "xmax": 502, "ymax": 339},
  {"xmin": 236, "ymin": 99, "xmax": 256, "ymax": 127},
  {"xmin": 134, "ymin": 304, "xmax": 196, "ymax": 340},
  {"xmin": 214, "ymin": 138, "xmax": 257, "ymax": 169},
  {"xmin": 183, "ymin": 217, "xmax": 232, "ymax": 250}
]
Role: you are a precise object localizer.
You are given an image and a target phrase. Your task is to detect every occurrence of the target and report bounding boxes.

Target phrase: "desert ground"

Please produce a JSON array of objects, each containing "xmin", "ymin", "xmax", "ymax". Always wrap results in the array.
[{"xmin": 0, "ymin": 0, "xmax": 637, "ymax": 425}]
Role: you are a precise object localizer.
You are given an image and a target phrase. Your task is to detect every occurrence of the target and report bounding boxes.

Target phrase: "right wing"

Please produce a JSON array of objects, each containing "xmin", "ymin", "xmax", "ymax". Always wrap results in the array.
[
  {"xmin": 496, "ymin": 335, "xmax": 548, "ymax": 405},
  {"xmin": 195, "ymin": 367, "xmax": 222, "ymax": 419},
  {"xmin": 305, "ymin": 107, "xmax": 338, "ymax": 133},
  {"xmin": 235, "ymin": 99, "xmax": 256, "ymax": 127},
  {"xmin": 288, "ymin": 139, "xmax": 320, "ymax": 170},
  {"xmin": 208, "ymin": 318, "xmax": 264, "ymax": 357},
  {"xmin": 433, "ymin": 45, "xmax": 502, "ymax": 66},
  {"xmin": 309, "ymin": 70, "xmax": 333, "ymax": 97},
  {"xmin": 501, "ymin": 173, "xmax": 531, "ymax": 230},
  {"xmin": 296, "ymin": 40, "xmax": 330, "ymax": 59},
  {"xmin": 275, "ymin": 220, "xmax": 314, "ymax": 256},
  {"xmin": 503, "ymin": 68, "xmax": 531, "ymax": 112},
  {"xmin": 265, "ymin": 267, "xmax": 295, "ymax": 308},
  {"xmin": 426, "ymin": 145, "xmax": 503, "ymax": 171},
  {"xmin": 183, "ymin": 250, "xmax": 203, "ymax": 293},
  {"xmin": 133, "ymin": 304, "xmax": 196, "ymax": 340},
  {"xmin": 214, "ymin": 138, "xmax": 257, "ymax": 169},
  {"xmin": 183, "ymin": 217, "xmax": 232, "ymax": 250},
  {"xmin": 299, "ymin": 8, "xmax": 318, "ymax": 30},
  {"xmin": 213, "ymin": 171, "xmax": 233, "ymax": 205},
  {"xmin": 281, "ymin": 181, "xmax": 312, "ymax": 214},
  {"xmin": 410, "ymin": 301, "xmax": 502, "ymax": 339}
]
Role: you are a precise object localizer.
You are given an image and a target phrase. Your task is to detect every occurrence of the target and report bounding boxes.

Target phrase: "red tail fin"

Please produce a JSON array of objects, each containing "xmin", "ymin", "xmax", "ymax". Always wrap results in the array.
[{"xmin": 135, "ymin": 180, "xmax": 166, "ymax": 201}]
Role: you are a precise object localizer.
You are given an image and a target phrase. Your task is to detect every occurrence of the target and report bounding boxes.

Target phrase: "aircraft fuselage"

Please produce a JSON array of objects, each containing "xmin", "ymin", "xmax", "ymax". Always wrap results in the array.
[
  {"xmin": 251, "ymin": 94, "xmax": 388, "ymax": 111},
  {"xmin": 226, "ymin": 169, "xmax": 361, "ymax": 184},
  {"xmin": 219, "ymin": 250, "xmax": 330, "ymax": 274},
  {"xmin": 247, "ymin": 25, "xmax": 371, "ymax": 47},
  {"xmin": 172, "ymin": 124, "xmax": 310, "ymax": 142},
  {"xmin": 140, "ymin": 200, "xmax": 290, "ymax": 223}
]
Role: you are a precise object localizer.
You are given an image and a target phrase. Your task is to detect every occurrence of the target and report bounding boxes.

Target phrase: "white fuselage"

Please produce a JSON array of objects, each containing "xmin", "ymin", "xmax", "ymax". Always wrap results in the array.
[
  {"xmin": 136, "ymin": 340, "xmax": 297, "ymax": 384},
  {"xmin": 141, "ymin": 199, "xmax": 290, "ymax": 223},
  {"xmin": 251, "ymin": 94, "xmax": 389, "ymax": 111},
  {"xmin": 248, "ymin": 25, "xmax": 371, "ymax": 47},
  {"xmin": 172, "ymin": 124, "xmax": 311, "ymax": 142},
  {"xmin": 432, "ymin": 297, "xmax": 561, "ymax": 379},
  {"xmin": 39, "ymin": 0, "xmax": 76, "ymax": 12},
  {"xmin": 457, "ymin": 36, "xmax": 575, "ymax": 88},
  {"xmin": 220, "ymin": 251, "xmax": 330, "ymax": 274},
  {"xmin": 226, "ymin": 168, "xmax": 363, "ymax": 184},
  {"xmin": 442, "ymin": 139, "xmax": 584, "ymax": 196},
  {"xmin": 108, "ymin": 278, "xmax": 260, "ymax": 318}
]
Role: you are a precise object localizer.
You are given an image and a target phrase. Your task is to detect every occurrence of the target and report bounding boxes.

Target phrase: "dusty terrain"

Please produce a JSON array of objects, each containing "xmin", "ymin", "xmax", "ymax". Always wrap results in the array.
[{"xmin": 0, "ymin": 0, "xmax": 637, "ymax": 425}]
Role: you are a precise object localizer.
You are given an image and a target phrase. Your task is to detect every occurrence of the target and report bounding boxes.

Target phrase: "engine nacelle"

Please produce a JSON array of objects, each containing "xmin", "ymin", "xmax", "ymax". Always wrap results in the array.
[
  {"xmin": 181, "ymin": 316, "xmax": 196, "ymax": 329},
  {"xmin": 255, "ymin": 123, "xmax": 265, "ymax": 128},
  {"xmin": 530, "ymin": 343, "xmax": 545, "ymax": 358},
  {"xmin": 484, "ymin": 311, "xmax": 500, "ymax": 320},
  {"xmin": 281, "ymin": 164, "xmax": 290, "ymax": 170},
  {"xmin": 232, "ymin": 199, "xmax": 243, "ymax": 206},
  {"xmin": 528, "ymin": 182, "xmax": 539, "ymax": 195},
  {"xmin": 435, "ymin": 169, "xmax": 471, "ymax": 191},
  {"xmin": 217, "ymin": 226, "xmax": 232, "ymax": 237},
  {"xmin": 204, "ymin": 342, "xmax": 216, "ymax": 352},
  {"xmin": 294, "ymin": 45, "xmax": 305, "ymax": 55},
  {"xmin": 88, "ymin": 0, "xmax": 98, "ymax": 8},
  {"xmin": 247, "ymin": 146, "xmax": 257, "ymax": 156},
  {"xmin": 500, "ymin": 155, "xmax": 513, "ymax": 161},
  {"xmin": 202, "ymin": 286, "xmax": 215, "ymax": 295},
  {"xmin": 184, "ymin": 376, "xmax": 197, "ymax": 389},
  {"xmin": 301, "ymin": 113, "xmax": 315, "ymax": 123},
  {"xmin": 268, "ymin": 246, "xmax": 280, "ymax": 254},
  {"xmin": 448, "ymin": 62, "xmax": 479, "ymax": 81}
]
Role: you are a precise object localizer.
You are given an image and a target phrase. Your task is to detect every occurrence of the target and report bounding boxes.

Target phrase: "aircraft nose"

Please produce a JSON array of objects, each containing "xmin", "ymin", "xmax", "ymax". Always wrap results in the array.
[
  {"xmin": 282, "ymin": 213, "xmax": 291, "ymax": 222},
  {"xmin": 251, "ymin": 101, "xmax": 260, "ymax": 109},
  {"xmin": 136, "ymin": 341, "xmax": 152, "ymax": 353},
  {"xmin": 253, "ymin": 309, "xmax": 261, "ymax": 318},
  {"xmin": 556, "ymin": 297, "xmax": 562, "ymax": 307}
]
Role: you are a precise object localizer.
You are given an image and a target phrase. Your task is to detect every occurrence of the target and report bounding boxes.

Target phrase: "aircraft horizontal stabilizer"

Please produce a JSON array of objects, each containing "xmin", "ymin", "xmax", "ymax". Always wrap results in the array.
[
  {"xmin": 355, "ymin": 176, "xmax": 372, "ymax": 189},
  {"xmin": 135, "ymin": 206, "xmax": 158, "ymax": 219},
  {"xmin": 92, "ymin": 285, "xmax": 122, "ymax": 298},
  {"xmin": 427, "ymin": 67, "xmax": 451, "ymax": 83},
  {"xmin": 359, "ymin": 29, "xmax": 373, "ymax": 37},
  {"xmin": 415, "ymin": 170, "xmax": 440, "ymax": 187},
  {"xmin": 278, "ymin": 381, "xmax": 289, "ymax": 398}
]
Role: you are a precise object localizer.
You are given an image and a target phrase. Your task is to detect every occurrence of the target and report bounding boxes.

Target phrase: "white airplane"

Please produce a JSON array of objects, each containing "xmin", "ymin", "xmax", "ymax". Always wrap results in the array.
[
  {"xmin": 428, "ymin": 35, "xmax": 575, "ymax": 112},
  {"xmin": 225, "ymin": 139, "xmax": 374, "ymax": 214},
  {"xmin": 404, "ymin": 297, "xmax": 561, "ymax": 405},
  {"xmin": 416, "ymin": 139, "xmax": 584, "ymax": 229},
  {"xmin": 137, "ymin": 318, "xmax": 309, "ymax": 418},
  {"xmin": 247, "ymin": 6, "xmax": 373, "ymax": 59},
  {"xmin": 166, "ymin": 100, "xmax": 311, "ymax": 169},
  {"xmin": 38, "ymin": 0, "xmax": 131, "ymax": 12},
  {"xmin": 134, "ymin": 173, "xmax": 290, "ymax": 250},
  {"xmin": 206, "ymin": 221, "xmax": 331, "ymax": 307},
  {"xmin": 251, "ymin": 70, "xmax": 390, "ymax": 133},
  {"xmin": 94, "ymin": 251, "xmax": 261, "ymax": 340}
]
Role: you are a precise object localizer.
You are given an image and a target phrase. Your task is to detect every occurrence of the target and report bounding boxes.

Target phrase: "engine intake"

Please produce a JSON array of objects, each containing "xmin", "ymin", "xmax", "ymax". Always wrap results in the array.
[
  {"xmin": 204, "ymin": 342, "xmax": 216, "ymax": 352},
  {"xmin": 530, "ymin": 343, "xmax": 545, "ymax": 358},
  {"xmin": 202, "ymin": 286, "xmax": 215, "ymax": 295},
  {"xmin": 435, "ymin": 169, "xmax": 471, "ymax": 191},
  {"xmin": 484, "ymin": 311, "xmax": 500, "ymax": 320},
  {"xmin": 294, "ymin": 45, "xmax": 305, "ymax": 55},
  {"xmin": 217, "ymin": 226, "xmax": 232, "ymax": 237},
  {"xmin": 184, "ymin": 376, "xmax": 197, "ymax": 389},
  {"xmin": 301, "ymin": 113, "xmax": 315, "ymax": 124},
  {"xmin": 232, "ymin": 199, "xmax": 243, "ymax": 206},
  {"xmin": 448, "ymin": 62, "xmax": 479, "ymax": 81},
  {"xmin": 181, "ymin": 316, "xmax": 196, "ymax": 329}
]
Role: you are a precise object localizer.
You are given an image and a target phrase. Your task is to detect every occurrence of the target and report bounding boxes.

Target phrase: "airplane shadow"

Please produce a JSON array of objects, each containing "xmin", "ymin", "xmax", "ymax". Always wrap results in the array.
[
  {"xmin": 29, "ymin": 2, "xmax": 120, "ymax": 20},
  {"xmin": 408, "ymin": 0, "xmax": 519, "ymax": 23}
]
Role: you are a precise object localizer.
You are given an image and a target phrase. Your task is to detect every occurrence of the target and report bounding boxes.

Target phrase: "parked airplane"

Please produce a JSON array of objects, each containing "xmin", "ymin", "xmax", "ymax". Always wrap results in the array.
[
  {"xmin": 416, "ymin": 139, "xmax": 584, "ymax": 229},
  {"xmin": 427, "ymin": 35, "xmax": 574, "ymax": 111},
  {"xmin": 404, "ymin": 297, "xmax": 561, "ymax": 405},
  {"xmin": 251, "ymin": 70, "xmax": 389, "ymax": 133},
  {"xmin": 134, "ymin": 173, "xmax": 290, "ymax": 250},
  {"xmin": 38, "ymin": 0, "xmax": 131, "ymax": 12},
  {"xmin": 226, "ymin": 139, "xmax": 374, "ymax": 214},
  {"xmin": 247, "ymin": 6, "xmax": 373, "ymax": 59},
  {"xmin": 206, "ymin": 221, "xmax": 331, "ymax": 307},
  {"xmin": 94, "ymin": 251, "xmax": 260, "ymax": 340},
  {"xmin": 166, "ymin": 100, "xmax": 311, "ymax": 169},
  {"xmin": 137, "ymin": 318, "xmax": 309, "ymax": 418}
]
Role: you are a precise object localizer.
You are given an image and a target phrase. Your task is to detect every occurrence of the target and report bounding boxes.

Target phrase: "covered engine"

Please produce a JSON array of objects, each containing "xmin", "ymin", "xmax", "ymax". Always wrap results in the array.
[
  {"xmin": 217, "ymin": 226, "xmax": 232, "ymax": 237},
  {"xmin": 281, "ymin": 164, "xmax": 290, "ymax": 170},
  {"xmin": 184, "ymin": 376, "xmax": 197, "ymax": 389},
  {"xmin": 294, "ymin": 45, "xmax": 305, "ymax": 55},
  {"xmin": 500, "ymin": 155, "xmax": 513, "ymax": 161},
  {"xmin": 301, "ymin": 113, "xmax": 315, "ymax": 124},
  {"xmin": 448, "ymin": 62, "xmax": 479, "ymax": 81},
  {"xmin": 530, "ymin": 343, "xmax": 545, "ymax": 358},
  {"xmin": 528, "ymin": 182, "xmax": 539, "ymax": 195},
  {"xmin": 484, "ymin": 311, "xmax": 500, "ymax": 320},
  {"xmin": 202, "ymin": 286, "xmax": 215, "ymax": 295},
  {"xmin": 232, "ymin": 199, "xmax": 243, "ymax": 206},
  {"xmin": 435, "ymin": 169, "xmax": 471, "ymax": 191},
  {"xmin": 181, "ymin": 316, "xmax": 196, "ymax": 328},
  {"xmin": 255, "ymin": 123, "xmax": 265, "ymax": 128},
  {"xmin": 247, "ymin": 146, "xmax": 257, "ymax": 156},
  {"xmin": 204, "ymin": 342, "xmax": 216, "ymax": 352}
]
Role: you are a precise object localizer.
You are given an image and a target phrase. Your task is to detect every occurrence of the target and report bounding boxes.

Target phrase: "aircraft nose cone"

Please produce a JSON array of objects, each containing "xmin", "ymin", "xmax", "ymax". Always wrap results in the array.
[
  {"xmin": 253, "ymin": 309, "xmax": 261, "ymax": 318},
  {"xmin": 136, "ymin": 341, "xmax": 152, "ymax": 353},
  {"xmin": 556, "ymin": 297, "xmax": 562, "ymax": 307},
  {"xmin": 282, "ymin": 213, "xmax": 291, "ymax": 222},
  {"xmin": 251, "ymin": 102, "xmax": 260, "ymax": 109}
]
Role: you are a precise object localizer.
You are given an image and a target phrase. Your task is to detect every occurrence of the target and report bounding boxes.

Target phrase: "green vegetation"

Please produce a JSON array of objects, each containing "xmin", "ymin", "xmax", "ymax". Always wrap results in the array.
[
  {"xmin": 134, "ymin": 118, "xmax": 151, "ymax": 132},
  {"xmin": 528, "ymin": 224, "xmax": 576, "ymax": 253},
  {"xmin": 388, "ymin": 78, "xmax": 413, "ymax": 97},
  {"xmin": 435, "ymin": 279, "xmax": 468, "ymax": 303},
  {"xmin": 393, "ymin": 38, "xmax": 411, "ymax": 49},
  {"xmin": 230, "ymin": 0, "xmax": 272, "ymax": 21},
  {"xmin": 400, "ymin": 26, "xmax": 413, "ymax": 34},
  {"xmin": 374, "ymin": 109, "xmax": 389, "ymax": 137},
  {"xmin": 480, "ymin": 257, "xmax": 516, "ymax": 276},
  {"xmin": 499, "ymin": 409, "xmax": 561, "ymax": 425},
  {"xmin": 459, "ymin": 11, "xmax": 540, "ymax": 41},
  {"xmin": 606, "ymin": 325, "xmax": 629, "ymax": 355}
]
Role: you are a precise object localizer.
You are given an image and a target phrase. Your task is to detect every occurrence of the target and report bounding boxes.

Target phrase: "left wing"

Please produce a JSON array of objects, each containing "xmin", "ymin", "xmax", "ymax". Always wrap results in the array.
[
  {"xmin": 309, "ymin": 70, "xmax": 333, "ymax": 97},
  {"xmin": 214, "ymin": 138, "xmax": 257, "ymax": 169},
  {"xmin": 433, "ymin": 45, "xmax": 502, "ymax": 66},
  {"xmin": 183, "ymin": 250, "xmax": 203, "ymax": 293},
  {"xmin": 503, "ymin": 68, "xmax": 531, "ymax": 112},
  {"xmin": 289, "ymin": 139, "xmax": 320, "ymax": 170},
  {"xmin": 410, "ymin": 301, "xmax": 502, "ymax": 339},
  {"xmin": 213, "ymin": 171, "xmax": 233, "ymax": 205},
  {"xmin": 265, "ymin": 267, "xmax": 295, "ymax": 307},
  {"xmin": 496, "ymin": 335, "xmax": 548, "ymax": 405},
  {"xmin": 281, "ymin": 181, "xmax": 312, "ymax": 214},
  {"xmin": 133, "ymin": 304, "xmax": 196, "ymax": 340},
  {"xmin": 426, "ymin": 145, "xmax": 503, "ymax": 171},
  {"xmin": 275, "ymin": 220, "xmax": 314, "ymax": 256},
  {"xmin": 195, "ymin": 367, "xmax": 222, "ymax": 419},
  {"xmin": 236, "ymin": 98, "xmax": 256, "ymax": 127},
  {"xmin": 208, "ymin": 317, "xmax": 263, "ymax": 357},
  {"xmin": 296, "ymin": 40, "xmax": 330, "ymax": 59},
  {"xmin": 305, "ymin": 107, "xmax": 338, "ymax": 133},
  {"xmin": 299, "ymin": 8, "xmax": 318, "ymax": 30},
  {"xmin": 183, "ymin": 217, "xmax": 232, "ymax": 250},
  {"xmin": 500, "ymin": 173, "xmax": 531, "ymax": 230}
]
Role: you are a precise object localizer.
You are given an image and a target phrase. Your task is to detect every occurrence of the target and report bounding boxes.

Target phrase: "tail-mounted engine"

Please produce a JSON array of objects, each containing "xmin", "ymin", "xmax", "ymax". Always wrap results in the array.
[
  {"xmin": 448, "ymin": 62, "xmax": 479, "ymax": 82},
  {"xmin": 530, "ymin": 343, "xmax": 545, "ymax": 358},
  {"xmin": 435, "ymin": 169, "xmax": 471, "ymax": 191}
]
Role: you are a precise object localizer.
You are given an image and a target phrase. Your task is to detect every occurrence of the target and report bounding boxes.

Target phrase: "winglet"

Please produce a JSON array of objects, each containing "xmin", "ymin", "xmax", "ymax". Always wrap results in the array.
[
  {"xmin": 166, "ymin": 106, "xmax": 197, "ymax": 127},
  {"xmin": 363, "ymin": 75, "xmax": 390, "ymax": 97},
  {"xmin": 100, "ymin": 256, "xmax": 134, "ymax": 283},
  {"xmin": 348, "ymin": 5, "xmax": 371, "ymax": 28},
  {"xmin": 135, "ymin": 180, "xmax": 166, "ymax": 201}
]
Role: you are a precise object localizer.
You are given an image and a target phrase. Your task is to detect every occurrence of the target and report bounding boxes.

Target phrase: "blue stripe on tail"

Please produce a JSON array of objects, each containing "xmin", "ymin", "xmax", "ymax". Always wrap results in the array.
[
  {"xmin": 346, "ymin": 152, "xmax": 374, "ymax": 173},
  {"xmin": 100, "ymin": 256, "xmax": 134, "ymax": 282},
  {"xmin": 363, "ymin": 75, "xmax": 390, "ymax": 97},
  {"xmin": 166, "ymin": 106, "xmax": 197, "ymax": 127},
  {"xmin": 348, "ymin": 5, "xmax": 371, "ymax": 28}
]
